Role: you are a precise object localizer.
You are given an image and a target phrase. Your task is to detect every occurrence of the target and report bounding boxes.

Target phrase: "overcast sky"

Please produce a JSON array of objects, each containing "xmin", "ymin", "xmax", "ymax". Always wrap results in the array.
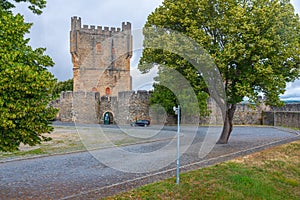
[{"xmin": 14, "ymin": 0, "xmax": 300, "ymax": 100}]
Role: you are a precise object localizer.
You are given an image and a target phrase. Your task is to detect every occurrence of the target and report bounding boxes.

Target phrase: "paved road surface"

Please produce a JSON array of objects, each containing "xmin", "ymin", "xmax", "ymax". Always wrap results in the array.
[{"xmin": 0, "ymin": 126, "xmax": 299, "ymax": 199}]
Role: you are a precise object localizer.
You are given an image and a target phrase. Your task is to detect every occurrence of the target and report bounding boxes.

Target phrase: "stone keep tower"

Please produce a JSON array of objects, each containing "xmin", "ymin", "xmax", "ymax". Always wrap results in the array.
[{"xmin": 70, "ymin": 16, "xmax": 132, "ymax": 96}]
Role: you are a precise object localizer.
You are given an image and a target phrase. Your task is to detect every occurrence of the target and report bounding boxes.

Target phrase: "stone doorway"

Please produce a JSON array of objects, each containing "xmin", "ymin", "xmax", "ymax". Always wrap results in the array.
[{"xmin": 103, "ymin": 112, "xmax": 114, "ymax": 124}]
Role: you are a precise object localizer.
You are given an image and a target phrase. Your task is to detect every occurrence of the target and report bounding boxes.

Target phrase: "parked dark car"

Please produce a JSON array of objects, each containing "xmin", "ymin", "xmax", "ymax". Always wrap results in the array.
[{"xmin": 130, "ymin": 119, "xmax": 150, "ymax": 127}]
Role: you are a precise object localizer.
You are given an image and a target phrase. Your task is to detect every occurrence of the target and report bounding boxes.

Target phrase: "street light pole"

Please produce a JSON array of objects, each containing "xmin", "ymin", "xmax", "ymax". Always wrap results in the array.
[{"xmin": 174, "ymin": 105, "xmax": 180, "ymax": 185}]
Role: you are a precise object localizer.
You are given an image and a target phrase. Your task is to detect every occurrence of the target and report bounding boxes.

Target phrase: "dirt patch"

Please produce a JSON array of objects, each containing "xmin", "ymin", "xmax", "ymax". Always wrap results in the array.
[
  {"xmin": 231, "ymin": 140, "xmax": 300, "ymax": 168},
  {"xmin": 0, "ymin": 127, "xmax": 84, "ymax": 161}
]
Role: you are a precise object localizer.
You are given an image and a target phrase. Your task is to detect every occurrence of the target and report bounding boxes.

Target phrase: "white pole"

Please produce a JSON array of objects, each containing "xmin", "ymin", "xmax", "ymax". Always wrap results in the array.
[
  {"xmin": 176, "ymin": 105, "xmax": 180, "ymax": 185},
  {"xmin": 274, "ymin": 110, "xmax": 276, "ymax": 127}
]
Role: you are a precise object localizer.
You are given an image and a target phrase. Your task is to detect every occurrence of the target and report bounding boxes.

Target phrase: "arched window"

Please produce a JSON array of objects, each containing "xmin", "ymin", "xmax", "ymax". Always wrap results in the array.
[
  {"xmin": 105, "ymin": 87, "xmax": 111, "ymax": 95},
  {"xmin": 96, "ymin": 43, "xmax": 102, "ymax": 53},
  {"xmin": 92, "ymin": 87, "xmax": 98, "ymax": 92}
]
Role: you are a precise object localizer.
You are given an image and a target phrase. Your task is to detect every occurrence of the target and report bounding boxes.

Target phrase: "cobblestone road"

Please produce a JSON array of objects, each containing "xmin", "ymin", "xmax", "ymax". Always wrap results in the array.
[{"xmin": 0, "ymin": 126, "xmax": 299, "ymax": 199}]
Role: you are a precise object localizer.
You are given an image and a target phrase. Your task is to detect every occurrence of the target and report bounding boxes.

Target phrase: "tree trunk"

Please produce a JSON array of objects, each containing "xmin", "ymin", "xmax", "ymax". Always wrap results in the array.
[{"xmin": 217, "ymin": 104, "xmax": 237, "ymax": 144}]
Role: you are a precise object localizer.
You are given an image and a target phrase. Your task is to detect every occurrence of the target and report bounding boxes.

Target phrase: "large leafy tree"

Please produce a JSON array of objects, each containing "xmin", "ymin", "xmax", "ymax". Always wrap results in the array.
[
  {"xmin": 0, "ymin": 0, "xmax": 57, "ymax": 152},
  {"xmin": 139, "ymin": 0, "xmax": 300, "ymax": 143}
]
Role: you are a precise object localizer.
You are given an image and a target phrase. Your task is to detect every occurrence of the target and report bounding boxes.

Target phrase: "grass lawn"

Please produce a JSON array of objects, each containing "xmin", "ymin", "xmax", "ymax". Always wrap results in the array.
[{"xmin": 105, "ymin": 140, "xmax": 300, "ymax": 200}]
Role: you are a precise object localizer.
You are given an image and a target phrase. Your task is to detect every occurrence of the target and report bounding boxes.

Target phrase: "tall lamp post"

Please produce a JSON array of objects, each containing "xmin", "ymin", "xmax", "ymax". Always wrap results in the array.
[{"xmin": 173, "ymin": 105, "xmax": 180, "ymax": 185}]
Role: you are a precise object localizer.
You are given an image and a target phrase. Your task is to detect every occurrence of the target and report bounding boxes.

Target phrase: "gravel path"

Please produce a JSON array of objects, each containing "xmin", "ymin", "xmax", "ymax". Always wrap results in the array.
[{"xmin": 0, "ymin": 126, "xmax": 299, "ymax": 199}]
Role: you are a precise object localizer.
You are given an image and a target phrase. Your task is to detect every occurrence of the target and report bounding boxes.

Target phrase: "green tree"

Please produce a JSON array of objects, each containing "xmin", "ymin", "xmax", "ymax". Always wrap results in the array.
[
  {"xmin": 52, "ymin": 78, "xmax": 73, "ymax": 99},
  {"xmin": 0, "ymin": 0, "xmax": 57, "ymax": 152},
  {"xmin": 149, "ymin": 66, "xmax": 210, "ymax": 118},
  {"xmin": 0, "ymin": 0, "xmax": 47, "ymax": 14},
  {"xmin": 139, "ymin": 0, "xmax": 300, "ymax": 143}
]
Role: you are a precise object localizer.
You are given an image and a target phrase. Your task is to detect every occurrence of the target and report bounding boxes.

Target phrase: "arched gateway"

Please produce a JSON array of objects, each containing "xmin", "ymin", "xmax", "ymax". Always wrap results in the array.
[{"xmin": 103, "ymin": 112, "xmax": 114, "ymax": 124}]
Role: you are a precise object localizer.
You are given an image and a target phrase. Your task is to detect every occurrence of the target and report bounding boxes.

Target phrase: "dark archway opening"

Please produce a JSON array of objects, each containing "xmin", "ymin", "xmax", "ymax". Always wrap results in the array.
[{"xmin": 103, "ymin": 112, "xmax": 114, "ymax": 124}]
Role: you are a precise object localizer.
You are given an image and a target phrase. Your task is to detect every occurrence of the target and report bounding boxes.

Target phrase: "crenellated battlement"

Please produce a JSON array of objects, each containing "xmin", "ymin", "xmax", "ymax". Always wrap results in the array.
[
  {"xmin": 117, "ymin": 90, "xmax": 153, "ymax": 100},
  {"xmin": 71, "ymin": 16, "xmax": 81, "ymax": 30},
  {"xmin": 81, "ymin": 24, "xmax": 123, "ymax": 33},
  {"xmin": 71, "ymin": 16, "xmax": 131, "ymax": 35},
  {"xmin": 122, "ymin": 22, "xmax": 131, "ymax": 31}
]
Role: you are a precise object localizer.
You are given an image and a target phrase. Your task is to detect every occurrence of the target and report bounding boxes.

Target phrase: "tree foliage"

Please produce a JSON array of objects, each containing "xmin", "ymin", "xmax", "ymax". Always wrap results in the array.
[
  {"xmin": 138, "ymin": 27, "xmax": 212, "ymax": 119},
  {"xmin": 149, "ymin": 66, "xmax": 210, "ymax": 117},
  {"xmin": 52, "ymin": 78, "xmax": 73, "ymax": 99},
  {"xmin": 139, "ymin": 0, "xmax": 300, "ymax": 143},
  {"xmin": 1, "ymin": 0, "xmax": 47, "ymax": 15},
  {"xmin": 0, "ymin": 1, "xmax": 57, "ymax": 152}
]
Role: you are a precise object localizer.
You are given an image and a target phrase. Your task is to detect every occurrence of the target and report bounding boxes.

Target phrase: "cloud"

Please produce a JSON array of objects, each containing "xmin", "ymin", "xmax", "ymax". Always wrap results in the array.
[
  {"xmin": 291, "ymin": 0, "xmax": 300, "ymax": 14},
  {"xmin": 281, "ymin": 79, "xmax": 300, "ymax": 100},
  {"xmin": 131, "ymin": 65, "xmax": 158, "ymax": 91},
  {"xmin": 14, "ymin": 0, "xmax": 163, "ymax": 81},
  {"xmin": 13, "ymin": 0, "xmax": 300, "ymax": 100}
]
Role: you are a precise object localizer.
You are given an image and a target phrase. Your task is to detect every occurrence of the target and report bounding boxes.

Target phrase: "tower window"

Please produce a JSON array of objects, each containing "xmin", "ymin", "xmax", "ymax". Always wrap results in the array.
[
  {"xmin": 105, "ymin": 87, "xmax": 111, "ymax": 95},
  {"xmin": 96, "ymin": 43, "xmax": 102, "ymax": 53}
]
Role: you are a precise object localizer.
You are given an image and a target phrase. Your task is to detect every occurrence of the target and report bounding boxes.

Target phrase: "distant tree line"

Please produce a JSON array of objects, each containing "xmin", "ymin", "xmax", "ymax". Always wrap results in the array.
[{"xmin": 52, "ymin": 78, "xmax": 73, "ymax": 98}]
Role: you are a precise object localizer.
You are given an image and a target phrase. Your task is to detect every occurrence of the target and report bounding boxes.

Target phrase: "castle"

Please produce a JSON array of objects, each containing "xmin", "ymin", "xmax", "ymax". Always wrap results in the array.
[
  {"xmin": 56, "ymin": 17, "xmax": 300, "ymax": 128},
  {"xmin": 59, "ymin": 17, "xmax": 155, "ymax": 125},
  {"xmin": 70, "ymin": 16, "xmax": 132, "ymax": 95}
]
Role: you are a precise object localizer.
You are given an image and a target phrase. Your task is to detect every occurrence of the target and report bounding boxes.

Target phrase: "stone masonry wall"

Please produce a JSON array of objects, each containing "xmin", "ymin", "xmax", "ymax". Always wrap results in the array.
[
  {"xmin": 197, "ymin": 98, "xmax": 266, "ymax": 126},
  {"xmin": 233, "ymin": 103, "xmax": 270, "ymax": 125},
  {"xmin": 58, "ymin": 89, "xmax": 300, "ymax": 128},
  {"xmin": 263, "ymin": 103, "xmax": 300, "ymax": 128},
  {"xmin": 99, "ymin": 96, "xmax": 118, "ymax": 124},
  {"xmin": 59, "ymin": 91, "xmax": 74, "ymax": 122},
  {"xmin": 128, "ymin": 90, "xmax": 152, "ymax": 123},
  {"xmin": 59, "ymin": 91, "xmax": 101, "ymax": 124},
  {"xmin": 70, "ymin": 17, "xmax": 132, "ymax": 96},
  {"xmin": 73, "ymin": 92, "xmax": 101, "ymax": 124},
  {"xmin": 116, "ymin": 91, "xmax": 134, "ymax": 124}
]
